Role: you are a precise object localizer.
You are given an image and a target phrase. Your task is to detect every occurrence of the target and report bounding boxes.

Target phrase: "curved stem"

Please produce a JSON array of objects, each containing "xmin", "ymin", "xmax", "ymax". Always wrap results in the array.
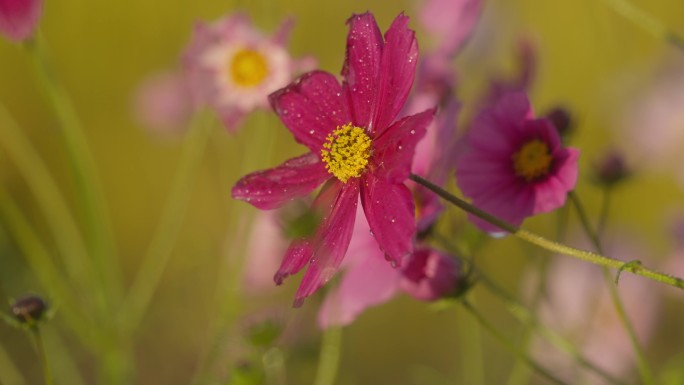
[
  {"xmin": 568, "ymin": 192, "xmax": 656, "ymax": 385},
  {"xmin": 26, "ymin": 33, "xmax": 123, "ymax": 306},
  {"xmin": 460, "ymin": 300, "xmax": 567, "ymax": 385},
  {"xmin": 409, "ymin": 173, "xmax": 684, "ymax": 290},
  {"xmin": 119, "ymin": 112, "xmax": 212, "ymax": 334}
]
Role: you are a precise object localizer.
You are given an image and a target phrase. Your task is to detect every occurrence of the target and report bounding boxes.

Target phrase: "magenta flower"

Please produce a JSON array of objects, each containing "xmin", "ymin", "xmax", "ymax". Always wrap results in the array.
[
  {"xmin": 0, "ymin": 0, "xmax": 42, "ymax": 42},
  {"xmin": 232, "ymin": 12, "xmax": 434, "ymax": 306},
  {"xmin": 456, "ymin": 91, "xmax": 579, "ymax": 233},
  {"xmin": 182, "ymin": 13, "xmax": 313, "ymax": 132}
]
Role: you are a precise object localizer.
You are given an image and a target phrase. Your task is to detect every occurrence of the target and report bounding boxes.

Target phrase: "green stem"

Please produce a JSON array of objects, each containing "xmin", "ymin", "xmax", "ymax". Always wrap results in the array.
[
  {"xmin": 568, "ymin": 192, "xmax": 656, "ymax": 385},
  {"xmin": 409, "ymin": 174, "xmax": 684, "ymax": 290},
  {"xmin": 313, "ymin": 327, "xmax": 342, "ymax": 385},
  {"xmin": 32, "ymin": 329, "xmax": 54, "ymax": 385},
  {"xmin": 26, "ymin": 33, "xmax": 123, "ymax": 307},
  {"xmin": 458, "ymin": 297, "xmax": 485, "ymax": 385},
  {"xmin": 600, "ymin": 0, "xmax": 684, "ymax": 50},
  {"xmin": 0, "ymin": 105, "xmax": 102, "ymax": 317},
  {"xmin": 460, "ymin": 300, "xmax": 567, "ymax": 385},
  {"xmin": 119, "ymin": 112, "xmax": 212, "ymax": 334}
]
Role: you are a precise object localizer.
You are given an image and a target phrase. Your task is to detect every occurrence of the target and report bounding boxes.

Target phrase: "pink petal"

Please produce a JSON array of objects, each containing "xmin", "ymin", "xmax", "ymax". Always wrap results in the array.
[
  {"xmin": 532, "ymin": 148, "xmax": 579, "ymax": 214},
  {"xmin": 232, "ymin": 152, "xmax": 329, "ymax": 209},
  {"xmin": 419, "ymin": 0, "xmax": 482, "ymax": 57},
  {"xmin": 271, "ymin": 16, "xmax": 295, "ymax": 46},
  {"xmin": 133, "ymin": 70, "xmax": 194, "ymax": 138},
  {"xmin": 342, "ymin": 13, "xmax": 383, "ymax": 130},
  {"xmin": 0, "ymin": 0, "xmax": 42, "ymax": 42},
  {"xmin": 361, "ymin": 174, "xmax": 415, "ymax": 265},
  {"xmin": 372, "ymin": 13, "xmax": 419, "ymax": 135},
  {"xmin": 293, "ymin": 180, "xmax": 360, "ymax": 306},
  {"xmin": 373, "ymin": 108, "xmax": 434, "ymax": 183},
  {"xmin": 274, "ymin": 180, "xmax": 342, "ymax": 285},
  {"xmin": 269, "ymin": 70, "xmax": 351, "ymax": 152},
  {"xmin": 399, "ymin": 247, "xmax": 461, "ymax": 301},
  {"xmin": 318, "ymin": 247, "xmax": 400, "ymax": 328}
]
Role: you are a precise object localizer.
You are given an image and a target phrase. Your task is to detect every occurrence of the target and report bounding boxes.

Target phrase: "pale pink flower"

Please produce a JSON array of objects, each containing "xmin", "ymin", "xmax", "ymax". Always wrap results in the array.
[
  {"xmin": 183, "ymin": 13, "xmax": 312, "ymax": 132},
  {"xmin": 232, "ymin": 13, "xmax": 434, "ymax": 306},
  {"xmin": 0, "ymin": 0, "xmax": 42, "ymax": 42},
  {"xmin": 455, "ymin": 91, "xmax": 579, "ymax": 233},
  {"xmin": 132, "ymin": 70, "xmax": 194, "ymax": 138},
  {"xmin": 418, "ymin": 0, "xmax": 482, "ymax": 58},
  {"xmin": 530, "ymin": 235, "xmax": 659, "ymax": 384},
  {"xmin": 242, "ymin": 211, "xmax": 289, "ymax": 295}
]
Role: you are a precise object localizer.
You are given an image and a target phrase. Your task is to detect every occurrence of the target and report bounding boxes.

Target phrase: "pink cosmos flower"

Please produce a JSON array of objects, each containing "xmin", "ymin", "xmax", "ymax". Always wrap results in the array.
[
  {"xmin": 232, "ymin": 12, "xmax": 435, "ymax": 306},
  {"xmin": 455, "ymin": 91, "xmax": 579, "ymax": 233},
  {"xmin": 0, "ymin": 0, "xmax": 42, "ymax": 42},
  {"xmin": 182, "ymin": 13, "xmax": 313, "ymax": 132},
  {"xmin": 418, "ymin": 0, "xmax": 482, "ymax": 58}
]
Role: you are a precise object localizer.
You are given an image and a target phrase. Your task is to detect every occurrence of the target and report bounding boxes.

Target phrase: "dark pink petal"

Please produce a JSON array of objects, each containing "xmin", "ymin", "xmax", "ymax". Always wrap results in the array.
[
  {"xmin": 0, "ymin": 0, "xmax": 42, "ymax": 42},
  {"xmin": 532, "ymin": 148, "xmax": 579, "ymax": 214},
  {"xmin": 269, "ymin": 71, "xmax": 351, "ymax": 152},
  {"xmin": 373, "ymin": 108, "xmax": 434, "ymax": 183},
  {"xmin": 342, "ymin": 13, "xmax": 383, "ymax": 130},
  {"xmin": 361, "ymin": 174, "xmax": 415, "ymax": 265},
  {"xmin": 232, "ymin": 152, "xmax": 329, "ymax": 209},
  {"xmin": 318, "ymin": 248, "xmax": 400, "ymax": 328},
  {"xmin": 468, "ymin": 181, "xmax": 535, "ymax": 232},
  {"xmin": 372, "ymin": 13, "xmax": 419, "ymax": 135},
  {"xmin": 293, "ymin": 180, "xmax": 360, "ymax": 306},
  {"xmin": 419, "ymin": 0, "xmax": 482, "ymax": 58}
]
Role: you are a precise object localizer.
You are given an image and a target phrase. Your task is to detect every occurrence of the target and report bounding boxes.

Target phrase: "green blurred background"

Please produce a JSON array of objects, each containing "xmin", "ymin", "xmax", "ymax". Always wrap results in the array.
[{"xmin": 1, "ymin": 0, "xmax": 684, "ymax": 384}]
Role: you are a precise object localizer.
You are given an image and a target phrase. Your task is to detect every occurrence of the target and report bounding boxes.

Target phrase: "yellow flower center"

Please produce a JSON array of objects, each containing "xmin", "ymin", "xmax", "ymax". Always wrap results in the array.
[
  {"xmin": 229, "ymin": 48, "xmax": 268, "ymax": 87},
  {"xmin": 512, "ymin": 139, "xmax": 553, "ymax": 181},
  {"xmin": 321, "ymin": 123, "xmax": 372, "ymax": 183}
]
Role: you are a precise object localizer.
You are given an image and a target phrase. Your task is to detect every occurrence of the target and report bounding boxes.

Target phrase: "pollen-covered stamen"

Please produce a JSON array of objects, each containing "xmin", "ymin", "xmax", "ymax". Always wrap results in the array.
[
  {"xmin": 321, "ymin": 123, "xmax": 372, "ymax": 183},
  {"xmin": 512, "ymin": 139, "xmax": 553, "ymax": 181},
  {"xmin": 229, "ymin": 48, "xmax": 268, "ymax": 87}
]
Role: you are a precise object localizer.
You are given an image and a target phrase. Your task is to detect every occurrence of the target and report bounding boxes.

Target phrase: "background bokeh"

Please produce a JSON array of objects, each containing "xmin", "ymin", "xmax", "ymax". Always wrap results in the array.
[{"xmin": 1, "ymin": 0, "xmax": 684, "ymax": 384}]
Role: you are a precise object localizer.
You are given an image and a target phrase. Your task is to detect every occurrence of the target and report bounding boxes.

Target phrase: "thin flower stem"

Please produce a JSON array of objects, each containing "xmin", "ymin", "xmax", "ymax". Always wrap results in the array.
[
  {"xmin": 32, "ymin": 329, "xmax": 54, "ymax": 385},
  {"xmin": 568, "ymin": 192, "xmax": 656, "ymax": 385},
  {"xmin": 409, "ymin": 173, "xmax": 684, "ymax": 290},
  {"xmin": 460, "ymin": 300, "xmax": 568, "ymax": 385},
  {"xmin": 119, "ymin": 112, "xmax": 213, "ymax": 334},
  {"xmin": 458, "ymin": 297, "xmax": 485, "ymax": 385},
  {"xmin": 600, "ymin": 0, "xmax": 684, "ymax": 51},
  {"xmin": 313, "ymin": 327, "xmax": 342, "ymax": 385},
  {"xmin": 597, "ymin": 187, "xmax": 612, "ymax": 238},
  {"xmin": 0, "ymin": 105, "xmax": 104, "ymax": 316},
  {"xmin": 26, "ymin": 33, "xmax": 123, "ymax": 306}
]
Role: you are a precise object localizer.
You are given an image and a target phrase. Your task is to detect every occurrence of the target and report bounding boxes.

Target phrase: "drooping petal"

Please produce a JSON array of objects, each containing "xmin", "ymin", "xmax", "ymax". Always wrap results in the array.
[
  {"xmin": 372, "ymin": 13, "xmax": 419, "ymax": 135},
  {"xmin": 342, "ymin": 13, "xmax": 383, "ymax": 130},
  {"xmin": 318, "ymin": 247, "xmax": 400, "ymax": 328},
  {"xmin": 232, "ymin": 152, "xmax": 329, "ymax": 209},
  {"xmin": 361, "ymin": 174, "xmax": 415, "ymax": 265},
  {"xmin": 373, "ymin": 108, "xmax": 434, "ymax": 183},
  {"xmin": 0, "ymin": 0, "xmax": 42, "ymax": 42},
  {"xmin": 293, "ymin": 180, "xmax": 360, "ymax": 306},
  {"xmin": 269, "ymin": 70, "xmax": 351, "ymax": 152},
  {"xmin": 274, "ymin": 179, "xmax": 341, "ymax": 284}
]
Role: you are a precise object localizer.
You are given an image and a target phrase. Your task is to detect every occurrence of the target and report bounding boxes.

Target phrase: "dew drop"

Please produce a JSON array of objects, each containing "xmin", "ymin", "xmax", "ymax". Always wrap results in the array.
[
  {"xmin": 398, "ymin": 145, "xmax": 403, "ymax": 150},
  {"xmin": 369, "ymin": 230, "xmax": 375, "ymax": 237},
  {"xmin": 410, "ymin": 129, "xmax": 415, "ymax": 135},
  {"xmin": 309, "ymin": 129, "xmax": 315, "ymax": 134},
  {"xmin": 390, "ymin": 260, "xmax": 397, "ymax": 268},
  {"xmin": 391, "ymin": 218, "xmax": 396, "ymax": 223}
]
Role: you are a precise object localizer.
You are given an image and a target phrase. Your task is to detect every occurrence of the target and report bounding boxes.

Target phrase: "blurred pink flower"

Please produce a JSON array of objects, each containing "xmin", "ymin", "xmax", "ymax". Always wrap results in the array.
[
  {"xmin": 133, "ymin": 70, "xmax": 194, "ymax": 138},
  {"xmin": 455, "ymin": 91, "xmax": 579, "ymax": 233},
  {"xmin": 418, "ymin": 0, "xmax": 482, "ymax": 58},
  {"xmin": 0, "ymin": 0, "xmax": 42, "ymax": 42},
  {"xmin": 232, "ymin": 13, "xmax": 434, "ymax": 306},
  {"xmin": 242, "ymin": 211, "xmax": 289, "ymax": 295},
  {"xmin": 182, "ymin": 13, "xmax": 313, "ymax": 132},
  {"xmin": 319, "ymin": 207, "xmax": 463, "ymax": 328},
  {"xmin": 530, "ymin": 236, "xmax": 659, "ymax": 384}
]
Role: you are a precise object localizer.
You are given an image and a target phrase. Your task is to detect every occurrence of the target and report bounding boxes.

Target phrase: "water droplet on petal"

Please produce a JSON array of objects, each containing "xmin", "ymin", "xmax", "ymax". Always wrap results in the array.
[
  {"xmin": 309, "ymin": 130, "xmax": 315, "ymax": 134},
  {"xmin": 398, "ymin": 145, "xmax": 403, "ymax": 150},
  {"xmin": 410, "ymin": 130, "xmax": 415, "ymax": 135}
]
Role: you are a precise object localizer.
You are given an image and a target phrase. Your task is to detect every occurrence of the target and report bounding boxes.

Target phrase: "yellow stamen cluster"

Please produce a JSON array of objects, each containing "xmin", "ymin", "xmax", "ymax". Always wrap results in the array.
[
  {"xmin": 229, "ymin": 48, "xmax": 268, "ymax": 87},
  {"xmin": 512, "ymin": 139, "xmax": 553, "ymax": 181},
  {"xmin": 321, "ymin": 123, "xmax": 372, "ymax": 183}
]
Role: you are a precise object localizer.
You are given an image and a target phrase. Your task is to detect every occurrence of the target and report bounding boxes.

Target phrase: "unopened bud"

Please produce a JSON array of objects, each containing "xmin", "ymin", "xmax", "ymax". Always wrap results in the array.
[
  {"xmin": 545, "ymin": 106, "xmax": 573, "ymax": 139},
  {"xmin": 11, "ymin": 295, "xmax": 47, "ymax": 325},
  {"xmin": 399, "ymin": 248, "xmax": 463, "ymax": 301},
  {"xmin": 593, "ymin": 149, "xmax": 630, "ymax": 186}
]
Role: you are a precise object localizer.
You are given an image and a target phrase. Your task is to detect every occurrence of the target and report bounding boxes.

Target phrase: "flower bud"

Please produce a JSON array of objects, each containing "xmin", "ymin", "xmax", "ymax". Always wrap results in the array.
[
  {"xmin": 11, "ymin": 295, "xmax": 46, "ymax": 325},
  {"xmin": 593, "ymin": 149, "xmax": 630, "ymax": 186},
  {"xmin": 0, "ymin": 0, "xmax": 43, "ymax": 42},
  {"xmin": 399, "ymin": 247, "xmax": 462, "ymax": 301},
  {"xmin": 545, "ymin": 106, "xmax": 573, "ymax": 139}
]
